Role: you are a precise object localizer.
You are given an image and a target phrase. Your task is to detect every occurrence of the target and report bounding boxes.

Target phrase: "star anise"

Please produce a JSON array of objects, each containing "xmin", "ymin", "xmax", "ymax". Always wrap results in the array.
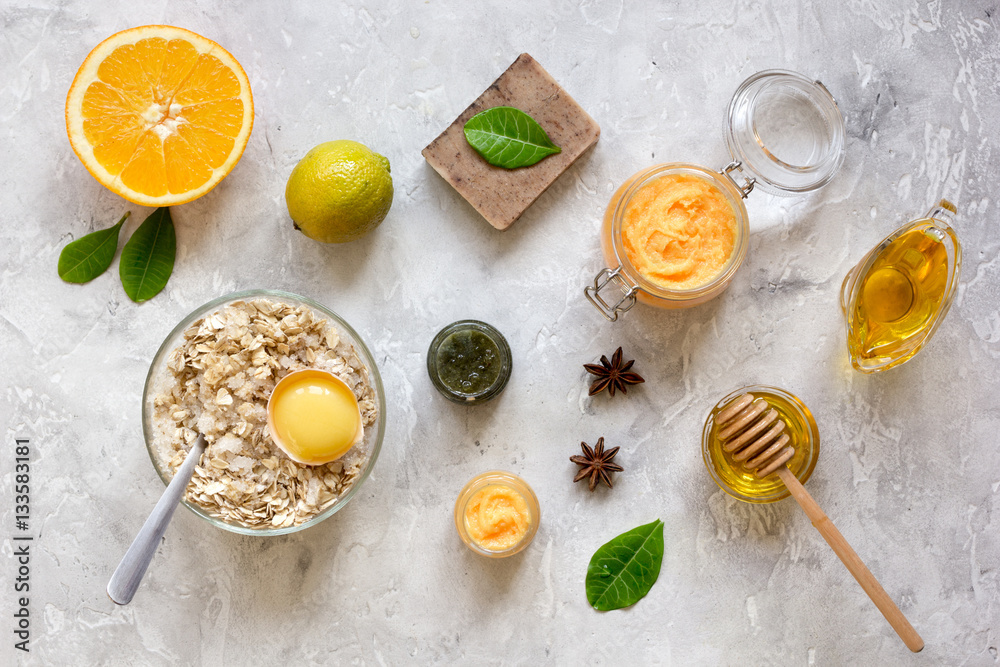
[
  {"xmin": 584, "ymin": 347, "xmax": 645, "ymax": 397},
  {"xmin": 570, "ymin": 437, "xmax": 624, "ymax": 492}
]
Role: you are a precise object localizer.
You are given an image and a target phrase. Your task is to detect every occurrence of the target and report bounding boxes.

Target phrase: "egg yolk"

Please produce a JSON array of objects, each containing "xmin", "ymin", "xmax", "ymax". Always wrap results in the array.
[{"xmin": 269, "ymin": 370, "xmax": 362, "ymax": 465}]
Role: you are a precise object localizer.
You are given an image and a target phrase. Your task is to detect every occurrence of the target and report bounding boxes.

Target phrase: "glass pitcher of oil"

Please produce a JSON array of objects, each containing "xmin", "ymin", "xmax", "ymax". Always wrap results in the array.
[{"xmin": 841, "ymin": 200, "xmax": 962, "ymax": 373}]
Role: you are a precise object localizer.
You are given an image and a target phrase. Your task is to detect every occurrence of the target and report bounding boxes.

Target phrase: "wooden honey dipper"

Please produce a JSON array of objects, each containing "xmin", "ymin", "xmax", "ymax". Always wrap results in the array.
[{"xmin": 716, "ymin": 393, "xmax": 924, "ymax": 653}]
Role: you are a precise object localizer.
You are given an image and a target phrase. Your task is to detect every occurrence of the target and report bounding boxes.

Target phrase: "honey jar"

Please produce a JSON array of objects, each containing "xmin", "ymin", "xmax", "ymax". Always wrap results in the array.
[
  {"xmin": 841, "ymin": 200, "xmax": 962, "ymax": 373},
  {"xmin": 702, "ymin": 385, "xmax": 820, "ymax": 504},
  {"xmin": 586, "ymin": 70, "xmax": 846, "ymax": 320}
]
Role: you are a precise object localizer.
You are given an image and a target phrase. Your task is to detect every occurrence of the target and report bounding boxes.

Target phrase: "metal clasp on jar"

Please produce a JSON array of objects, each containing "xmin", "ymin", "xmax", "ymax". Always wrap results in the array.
[
  {"xmin": 720, "ymin": 161, "xmax": 755, "ymax": 198},
  {"xmin": 584, "ymin": 266, "xmax": 639, "ymax": 321}
]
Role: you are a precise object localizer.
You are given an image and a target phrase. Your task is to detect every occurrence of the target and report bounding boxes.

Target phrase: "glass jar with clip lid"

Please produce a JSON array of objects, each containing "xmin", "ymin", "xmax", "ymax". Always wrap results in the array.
[{"xmin": 585, "ymin": 70, "xmax": 846, "ymax": 320}]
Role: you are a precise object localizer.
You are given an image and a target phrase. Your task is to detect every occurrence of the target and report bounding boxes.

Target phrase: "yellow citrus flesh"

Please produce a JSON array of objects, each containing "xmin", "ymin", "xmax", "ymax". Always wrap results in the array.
[{"xmin": 65, "ymin": 25, "xmax": 254, "ymax": 206}]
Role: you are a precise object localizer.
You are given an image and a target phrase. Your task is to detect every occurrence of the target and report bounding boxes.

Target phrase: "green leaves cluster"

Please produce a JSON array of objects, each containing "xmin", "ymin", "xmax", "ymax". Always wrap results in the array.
[
  {"xmin": 463, "ymin": 106, "xmax": 561, "ymax": 169},
  {"xmin": 585, "ymin": 519, "xmax": 664, "ymax": 611},
  {"xmin": 57, "ymin": 207, "xmax": 176, "ymax": 303}
]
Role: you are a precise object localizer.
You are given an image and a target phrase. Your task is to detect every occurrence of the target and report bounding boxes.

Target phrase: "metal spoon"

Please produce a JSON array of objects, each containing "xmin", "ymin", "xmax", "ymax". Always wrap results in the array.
[{"xmin": 107, "ymin": 434, "xmax": 206, "ymax": 605}]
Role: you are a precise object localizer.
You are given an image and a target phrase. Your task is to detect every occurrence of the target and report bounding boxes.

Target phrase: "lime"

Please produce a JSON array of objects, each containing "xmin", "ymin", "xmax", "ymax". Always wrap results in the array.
[{"xmin": 285, "ymin": 140, "xmax": 393, "ymax": 243}]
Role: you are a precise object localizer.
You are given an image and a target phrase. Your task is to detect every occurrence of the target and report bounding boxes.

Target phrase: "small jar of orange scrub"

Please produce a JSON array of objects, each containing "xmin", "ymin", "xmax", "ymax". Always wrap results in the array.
[
  {"xmin": 454, "ymin": 471, "xmax": 540, "ymax": 558},
  {"xmin": 586, "ymin": 70, "xmax": 846, "ymax": 320}
]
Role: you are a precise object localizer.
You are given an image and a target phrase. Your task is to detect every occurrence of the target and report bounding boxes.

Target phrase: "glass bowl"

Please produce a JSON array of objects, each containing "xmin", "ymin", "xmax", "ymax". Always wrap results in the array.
[{"xmin": 141, "ymin": 289, "xmax": 386, "ymax": 536}]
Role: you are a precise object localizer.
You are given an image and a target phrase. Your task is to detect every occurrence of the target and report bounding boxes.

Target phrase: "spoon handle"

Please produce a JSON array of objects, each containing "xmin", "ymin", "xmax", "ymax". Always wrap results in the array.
[
  {"xmin": 776, "ymin": 466, "xmax": 924, "ymax": 652},
  {"xmin": 107, "ymin": 434, "xmax": 206, "ymax": 605}
]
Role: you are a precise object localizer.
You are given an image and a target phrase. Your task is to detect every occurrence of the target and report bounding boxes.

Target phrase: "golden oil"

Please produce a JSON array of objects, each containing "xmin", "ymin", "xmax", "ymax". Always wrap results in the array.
[
  {"xmin": 701, "ymin": 386, "xmax": 820, "ymax": 504},
  {"xmin": 842, "ymin": 201, "xmax": 961, "ymax": 373}
]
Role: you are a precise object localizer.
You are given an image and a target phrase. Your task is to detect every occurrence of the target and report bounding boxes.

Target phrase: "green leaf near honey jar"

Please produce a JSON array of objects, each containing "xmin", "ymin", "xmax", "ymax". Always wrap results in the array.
[
  {"xmin": 585, "ymin": 519, "xmax": 664, "ymax": 611},
  {"xmin": 463, "ymin": 106, "xmax": 561, "ymax": 169}
]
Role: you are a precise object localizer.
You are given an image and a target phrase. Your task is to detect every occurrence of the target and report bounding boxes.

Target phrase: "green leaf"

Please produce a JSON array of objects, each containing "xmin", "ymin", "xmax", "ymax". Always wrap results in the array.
[
  {"xmin": 463, "ymin": 106, "xmax": 561, "ymax": 169},
  {"xmin": 119, "ymin": 207, "xmax": 176, "ymax": 303},
  {"xmin": 57, "ymin": 212, "xmax": 130, "ymax": 283},
  {"xmin": 585, "ymin": 519, "xmax": 664, "ymax": 611}
]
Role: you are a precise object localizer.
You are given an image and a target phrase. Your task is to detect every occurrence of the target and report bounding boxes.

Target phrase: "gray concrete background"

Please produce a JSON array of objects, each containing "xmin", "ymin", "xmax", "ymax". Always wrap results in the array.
[{"xmin": 1, "ymin": 1, "xmax": 997, "ymax": 664}]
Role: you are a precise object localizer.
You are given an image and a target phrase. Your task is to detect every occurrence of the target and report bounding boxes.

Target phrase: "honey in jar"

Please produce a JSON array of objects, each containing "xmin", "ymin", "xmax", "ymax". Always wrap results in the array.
[{"xmin": 702, "ymin": 386, "xmax": 820, "ymax": 503}]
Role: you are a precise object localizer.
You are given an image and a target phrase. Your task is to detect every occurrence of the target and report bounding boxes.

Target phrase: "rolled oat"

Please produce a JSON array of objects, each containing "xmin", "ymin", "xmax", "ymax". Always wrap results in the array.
[{"xmin": 149, "ymin": 298, "xmax": 378, "ymax": 529}]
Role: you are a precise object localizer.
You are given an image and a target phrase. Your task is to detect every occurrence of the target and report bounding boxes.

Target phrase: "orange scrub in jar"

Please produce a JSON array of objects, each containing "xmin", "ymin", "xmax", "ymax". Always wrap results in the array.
[
  {"xmin": 620, "ymin": 173, "xmax": 737, "ymax": 290},
  {"xmin": 463, "ymin": 484, "xmax": 532, "ymax": 550}
]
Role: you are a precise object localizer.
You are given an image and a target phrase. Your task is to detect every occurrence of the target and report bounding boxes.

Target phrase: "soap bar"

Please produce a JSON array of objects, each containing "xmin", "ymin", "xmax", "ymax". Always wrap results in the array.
[{"xmin": 422, "ymin": 53, "xmax": 601, "ymax": 230}]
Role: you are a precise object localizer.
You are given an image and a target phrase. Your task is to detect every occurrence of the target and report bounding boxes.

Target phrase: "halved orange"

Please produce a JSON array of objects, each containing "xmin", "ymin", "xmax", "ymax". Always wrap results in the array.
[{"xmin": 66, "ymin": 25, "xmax": 254, "ymax": 206}]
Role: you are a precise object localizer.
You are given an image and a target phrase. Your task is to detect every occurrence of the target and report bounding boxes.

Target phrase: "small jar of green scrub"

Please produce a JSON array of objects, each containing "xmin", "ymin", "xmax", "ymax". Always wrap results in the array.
[{"xmin": 427, "ymin": 320, "xmax": 512, "ymax": 405}]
